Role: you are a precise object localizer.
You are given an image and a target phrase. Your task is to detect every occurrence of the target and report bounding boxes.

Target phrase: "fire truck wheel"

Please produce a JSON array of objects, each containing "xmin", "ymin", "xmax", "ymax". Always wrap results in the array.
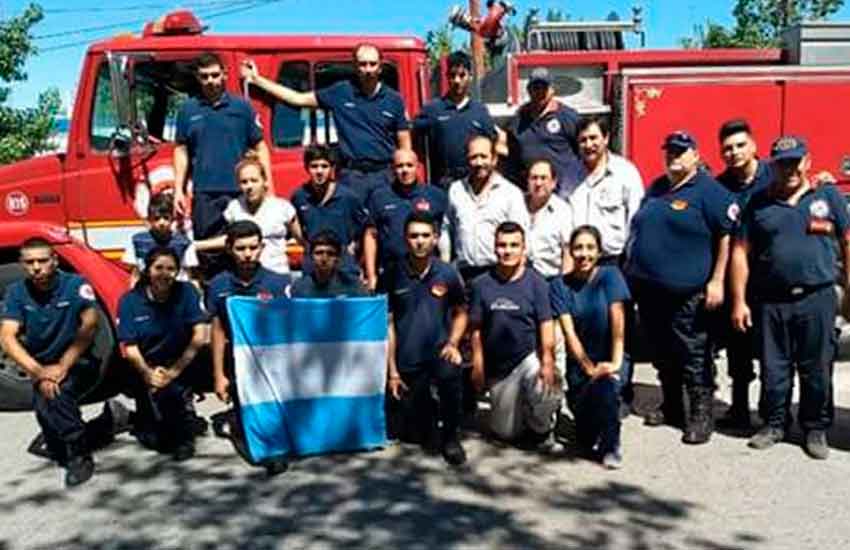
[{"xmin": 0, "ymin": 263, "xmax": 115, "ymax": 411}]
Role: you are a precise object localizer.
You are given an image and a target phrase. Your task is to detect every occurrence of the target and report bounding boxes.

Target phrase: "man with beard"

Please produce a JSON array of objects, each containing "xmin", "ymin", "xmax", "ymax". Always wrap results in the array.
[
  {"xmin": 413, "ymin": 51, "xmax": 503, "ymax": 188},
  {"xmin": 731, "ymin": 136, "xmax": 850, "ymax": 459},
  {"xmin": 242, "ymin": 43, "xmax": 410, "ymax": 203},
  {"xmin": 447, "ymin": 135, "xmax": 529, "ymax": 283},
  {"xmin": 364, "ymin": 149, "xmax": 449, "ymax": 291},
  {"xmin": 291, "ymin": 145, "xmax": 370, "ymax": 284},
  {"xmin": 381, "ymin": 211, "xmax": 468, "ymax": 465},
  {"xmin": 173, "ymin": 52, "xmax": 270, "ymax": 249}
]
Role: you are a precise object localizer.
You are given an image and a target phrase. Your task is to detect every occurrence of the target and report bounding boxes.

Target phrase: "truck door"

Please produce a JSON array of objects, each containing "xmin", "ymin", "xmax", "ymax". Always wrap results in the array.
[{"xmin": 63, "ymin": 50, "xmax": 209, "ymax": 262}]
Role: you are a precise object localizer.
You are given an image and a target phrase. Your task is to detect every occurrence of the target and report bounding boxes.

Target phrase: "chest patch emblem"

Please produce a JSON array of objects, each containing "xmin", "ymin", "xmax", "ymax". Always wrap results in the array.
[
  {"xmin": 670, "ymin": 199, "xmax": 689, "ymax": 211},
  {"xmin": 256, "ymin": 290, "xmax": 273, "ymax": 301},
  {"xmin": 491, "ymin": 297, "xmax": 520, "ymax": 311},
  {"xmin": 809, "ymin": 199, "xmax": 830, "ymax": 219},
  {"xmin": 546, "ymin": 119, "xmax": 561, "ymax": 134},
  {"xmin": 414, "ymin": 199, "xmax": 431, "ymax": 212},
  {"xmin": 430, "ymin": 283, "xmax": 448, "ymax": 298},
  {"xmin": 79, "ymin": 284, "xmax": 95, "ymax": 301},
  {"xmin": 727, "ymin": 203, "xmax": 740, "ymax": 222}
]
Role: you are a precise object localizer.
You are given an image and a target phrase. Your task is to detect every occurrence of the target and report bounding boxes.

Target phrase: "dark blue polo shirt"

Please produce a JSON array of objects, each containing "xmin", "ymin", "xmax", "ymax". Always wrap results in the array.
[
  {"xmin": 550, "ymin": 266, "xmax": 631, "ymax": 389},
  {"xmin": 117, "ymin": 282, "xmax": 206, "ymax": 366},
  {"xmin": 469, "ymin": 267, "xmax": 551, "ymax": 378},
  {"xmin": 206, "ymin": 267, "xmax": 291, "ymax": 331},
  {"xmin": 508, "ymin": 102, "xmax": 583, "ymax": 196},
  {"xmin": 379, "ymin": 259, "xmax": 465, "ymax": 371},
  {"xmin": 716, "ymin": 160, "xmax": 774, "ymax": 211},
  {"xmin": 1, "ymin": 271, "xmax": 97, "ymax": 364},
  {"xmin": 175, "ymin": 92, "xmax": 263, "ymax": 193},
  {"xmin": 413, "ymin": 96, "xmax": 497, "ymax": 183},
  {"xmin": 625, "ymin": 170, "xmax": 737, "ymax": 294},
  {"xmin": 290, "ymin": 273, "xmax": 369, "ymax": 298},
  {"xmin": 130, "ymin": 230, "xmax": 193, "ymax": 268},
  {"xmin": 316, "ymin": 80, "xmax": 409, "ymax": 165},
  {"xmin": 738, "ymin": 183, "xmax": 850, "ymax": 297},
  {"xmin": 367, "ymin": 182, "xmax": 448, "ymax": 268}
]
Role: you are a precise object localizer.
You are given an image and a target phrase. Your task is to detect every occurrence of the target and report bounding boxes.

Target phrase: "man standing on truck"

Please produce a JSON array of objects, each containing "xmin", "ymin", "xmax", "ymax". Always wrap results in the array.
[
  {"xmin": 505, "ymin": 68, "xmax": 582, "ymax": 197},
  {"xmin": 173, "ymin": 52, "xmax": 271, "ymax": 255},
  {"xmin": 241, "ymin": 43, "xmax": 411, "ymax": 203},
  {"xmin": 413, "ymin": 51, "xmax": 504, "ymax": 188}
]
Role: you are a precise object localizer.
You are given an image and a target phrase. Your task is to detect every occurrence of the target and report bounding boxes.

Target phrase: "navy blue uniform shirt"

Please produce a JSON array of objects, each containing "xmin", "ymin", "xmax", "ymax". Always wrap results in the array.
[
  {"xmin": 316, "ymin": 80, "xmax": 409, "ymax": 165},
  {"xmin": 413, "ymin": 96, "xmax": 497, "ymax": 183},
  {"xmin": 379, "ymin": 259, "xmax": 465, "ymax": 371},
  {"xmin": 717, "ymin": 160, "xmax": 774, "ymax": 212},
  {"xmin": 117, "ymin": 282, "xmax": 206, "ymax": 365},
  {"xmin": 206, "ymin": 267, "xmax": 291, "ymax": 331},
  {"xmin": 626, "ymin": 170, "xmax": 737, "ymax": 294},
  {"xmin": 1, "ymin": 271, "xmax": 97, "ymax": 364},
  {"xmin": 175, "ymin": 92, "xmax": 263, "ymax": 193},
  {"xmin": 738, "ymin": 183, "xmax": 850, "ymax": 297},
  {"xmin": 550, "ymin": 266, "xmax": 631, "ymax": 389},
  {"xmin": 130, "ymin": 230, "xmax": 193, "ymax": 268},
  {"xmin": 508, "ymin": 102, "xmax": 583, "ymax": 196},
  {"xmin": 470, "ymin": 267, "xmax": 552, "ymax": 378},
  {"xmin": 367, "ymin": 182, "xmax": 448, "ymax": 268},
  {"xmin": 290, "ymin": 273, "xmax": 369, "ymax": 298}
]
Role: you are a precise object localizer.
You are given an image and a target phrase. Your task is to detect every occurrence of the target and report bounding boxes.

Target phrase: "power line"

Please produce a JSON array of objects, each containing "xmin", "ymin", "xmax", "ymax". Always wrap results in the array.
[
  {"xmin": 43, "ymin": 1, "xmax": 239, "ymax": 14},
  {"xmin": 38, "ymin": 0, "xmax": 282, "ymax": 53}
]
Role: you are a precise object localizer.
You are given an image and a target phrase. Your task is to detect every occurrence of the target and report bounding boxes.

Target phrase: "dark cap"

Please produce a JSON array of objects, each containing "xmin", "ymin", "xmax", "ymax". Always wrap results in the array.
[
  {"xmin": 528, "ymin": 67, "xmax": 552, "ymax": 87},
  {"xmin": 662, "ymin": 131, "xmax": 697, "ymax": 151},
  {"xmin": 770, "ymin": 135, "xmax": 808, "ymax": 160}
]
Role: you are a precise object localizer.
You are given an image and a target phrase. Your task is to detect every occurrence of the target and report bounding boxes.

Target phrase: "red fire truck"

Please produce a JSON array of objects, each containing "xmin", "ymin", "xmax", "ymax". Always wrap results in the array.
[{"xmin": 0, "ymin": 9, "xmax": 848, "ymax": 408}]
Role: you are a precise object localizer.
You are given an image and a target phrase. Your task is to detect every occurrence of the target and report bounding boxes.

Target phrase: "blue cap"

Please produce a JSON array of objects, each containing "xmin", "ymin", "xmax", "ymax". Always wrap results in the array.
[
  {"xmin": 528, "ymin": 67, "xmax": 552, "ymax": 87},
  {"xmin": 770, "ymin": 135, "xmax": 808, "ymax": 160},
  {"xmin": 662, "ymin": 131, "xmax": 697, "ymax": 151}
]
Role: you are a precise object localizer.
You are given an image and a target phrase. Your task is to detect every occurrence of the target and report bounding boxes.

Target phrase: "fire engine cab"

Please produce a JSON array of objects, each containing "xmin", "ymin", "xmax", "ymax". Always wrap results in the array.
[{"xmin": 0, "ymin": 9, "xmax": 848, "ymax": 408}]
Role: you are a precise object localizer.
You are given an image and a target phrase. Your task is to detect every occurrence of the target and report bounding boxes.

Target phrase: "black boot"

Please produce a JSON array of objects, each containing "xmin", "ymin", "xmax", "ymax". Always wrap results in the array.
[
  {"xmin": 64, "ymin": 441, "xmax": 94, "ymax": 487},
  {"xmin": 716, "ymin": 381, "xmax": 751, "ymax": 430},
  {"xmin": 682, "ymin": 388, "xmax": 714, "ymax": 445},
  {"xmin": 644, "ymin": 380, "xmax": 684, "ymax": 428}
]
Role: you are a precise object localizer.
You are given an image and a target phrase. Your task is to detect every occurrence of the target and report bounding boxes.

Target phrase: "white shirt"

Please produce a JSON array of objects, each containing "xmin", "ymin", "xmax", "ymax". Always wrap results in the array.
[
  {"xmin": 527, "ymin": 194, "xmax": 573, "ymax": 278},
  {"xmin": 224, "ymin": 195, "xmax": 297, "ymax": 274},
  {"xmin": 447, "ymin": 172, "xmax": 530, "ymax": 269},
  {"xmin": 567, "ymin": 153, "xmax": 644, "ymax": 257}
]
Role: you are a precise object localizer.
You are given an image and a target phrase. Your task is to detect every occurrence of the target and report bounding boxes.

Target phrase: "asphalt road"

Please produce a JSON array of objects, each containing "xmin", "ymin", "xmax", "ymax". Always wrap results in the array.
[{"xmin": 1, "ymin": 361, "xmax": 850, "ymax": 550}]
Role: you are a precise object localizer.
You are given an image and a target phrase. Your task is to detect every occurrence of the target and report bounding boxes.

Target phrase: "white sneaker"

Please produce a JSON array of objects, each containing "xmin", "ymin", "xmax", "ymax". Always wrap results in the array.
[{"xmin": 602, "ymin": 451, "xmax": 623, "ymax": 470}]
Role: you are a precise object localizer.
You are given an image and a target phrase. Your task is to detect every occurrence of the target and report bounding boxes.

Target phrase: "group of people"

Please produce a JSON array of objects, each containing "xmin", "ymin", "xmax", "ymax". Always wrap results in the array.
[{"xmin": 2, "ymin": 44, "xmax": 847, "ymax": 488}]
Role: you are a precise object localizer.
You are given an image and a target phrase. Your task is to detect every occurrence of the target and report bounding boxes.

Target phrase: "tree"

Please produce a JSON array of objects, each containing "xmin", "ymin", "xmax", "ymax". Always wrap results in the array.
[
  {"xmin": 425, "ymin": 23, "xmax": 459, "ymax": 69},
  {"xmin": 0, "ymin": 3, "xmax": 62, "ymax": 165},
  {"xmin": 683, "ymin": 0, "xmax": 844, "ymax": 48}
]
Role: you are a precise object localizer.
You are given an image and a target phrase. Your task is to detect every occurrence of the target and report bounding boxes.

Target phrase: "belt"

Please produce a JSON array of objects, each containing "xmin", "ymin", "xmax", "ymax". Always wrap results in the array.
[
  {"xmin": 756, "ymin": 282, "xmax": 833, "ymax": 302},
  {"xmin": 341, "ymin": 158, "xmax": 390, "ymax": 173}
]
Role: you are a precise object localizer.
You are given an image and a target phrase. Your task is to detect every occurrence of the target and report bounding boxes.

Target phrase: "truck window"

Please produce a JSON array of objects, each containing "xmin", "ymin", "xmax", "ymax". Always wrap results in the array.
[
  {"xmin": 270, "ymin": 60, "xmax": 399, "ymax": 149},
  {"xmin": 89, "ymin": 59, "xmax": 198, "ymax": 151}
]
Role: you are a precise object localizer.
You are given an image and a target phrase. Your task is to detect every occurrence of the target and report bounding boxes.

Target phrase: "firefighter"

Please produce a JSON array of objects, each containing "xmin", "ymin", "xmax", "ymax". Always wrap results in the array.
[
  {"xmin": 413, "ymin": 51, "xmax": 504, "ymax": 188},
  {"xmin": 289, "ymin": 232, "xmax": 370, "ymax": 298},
  {"xmin": 118, "ymin": 246, "xmax": 207, "ymax": 461},
  {"xmin": 363, "ymin": 149, "xmax": 449, "ymax": 291},
  {"xmin": 505, "ymin": 67, "xmax": 582, "ymax": 197},
  {"xmin": 381, "ymin": 211, "xmax": 469, "ymax": 465},
  {"xmin": 241, "ymin": 43, "xmax": 411, "ymax": 204},
  {"xmin": 714, "ymin": 119, "xmax": 774, "ymax": 428},
  {"xmin": 0, "ymin": 238, "xmax": 123, "ymax": 487},
  {"xmin": 731, "ymin": 136, "xmax": 850, "ymax": 459},
  {"xmin": 625, "ymin": 131, "xmax": 737, "ymax": 445}
]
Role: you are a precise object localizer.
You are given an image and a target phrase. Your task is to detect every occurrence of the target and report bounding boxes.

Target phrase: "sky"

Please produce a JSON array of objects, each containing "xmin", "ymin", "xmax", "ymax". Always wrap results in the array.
[{"xmin": 5, "ymin": 0, "xmax": 850, "ymax": 110}]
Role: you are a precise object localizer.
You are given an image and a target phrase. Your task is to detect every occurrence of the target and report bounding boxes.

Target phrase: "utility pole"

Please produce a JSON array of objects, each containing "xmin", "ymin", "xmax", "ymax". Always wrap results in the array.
[{"xmin": 469, "ymin": 0, "xmax": 486, "ymax": 83}]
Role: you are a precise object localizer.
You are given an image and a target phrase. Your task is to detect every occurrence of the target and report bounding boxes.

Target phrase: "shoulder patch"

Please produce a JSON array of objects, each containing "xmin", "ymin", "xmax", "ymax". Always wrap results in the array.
[
  {"xmin": 78, "ymin": 283, "xmax": 95, "ymax": 301},
  {"xmin": 727, "ymin": 203, "xmax": 741, "ymax": 222},
  {"xmin": 546, "ymin": 118, "xmax": 561, "ymax": 134},
  {"xmin": 810, "ymin": 199, "xmax": 830, "ymax": 219}
]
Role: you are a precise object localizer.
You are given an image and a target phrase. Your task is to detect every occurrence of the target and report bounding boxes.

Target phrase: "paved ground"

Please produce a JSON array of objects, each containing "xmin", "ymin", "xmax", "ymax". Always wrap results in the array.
[{"xmin": 2, "ymin": 361, "xmax": 850, "ymax": 550}]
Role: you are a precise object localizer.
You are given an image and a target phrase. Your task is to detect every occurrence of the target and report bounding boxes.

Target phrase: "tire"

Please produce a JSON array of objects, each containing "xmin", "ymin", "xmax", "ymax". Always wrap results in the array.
[{"xmin": 0, "ymin": 264, "xmax": 115, "ymax": 411}]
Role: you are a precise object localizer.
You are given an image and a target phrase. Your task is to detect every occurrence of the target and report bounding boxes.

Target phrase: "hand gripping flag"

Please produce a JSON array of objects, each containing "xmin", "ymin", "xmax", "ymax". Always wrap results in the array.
[{"xmin": 227, "ymin": 296, "xmax": 388, "ymax": 462}]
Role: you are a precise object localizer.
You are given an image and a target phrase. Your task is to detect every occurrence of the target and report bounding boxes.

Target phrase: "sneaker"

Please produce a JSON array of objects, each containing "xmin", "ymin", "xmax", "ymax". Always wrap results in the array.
[
  {"xmin": 264, "ymin": 457, "xmax": 289, "ymax": 477},
  {"xmin": 441, "ymin": 437, "xmax": 467, "ymax": 466},
  {"xmin": 533, "ymin": 432, "xmax": 566, "ymax": 455},
  {"xmin": 748, "ymin": 426, "xmax": 784, "ymax": 450},
  {"xmin": 65, "ymin": 455, "xmax": 95, "ymax": 487},
  {"xmin": 602, "ymin": 451, "xmax": 623, "ymax": 470},
  {"xmin": 172, "ymin": 442, "xmax": 195, "ymax": 462},
  {"xmin": 804, "ymin": 430, "xmax": 829, "ymax": 460}
]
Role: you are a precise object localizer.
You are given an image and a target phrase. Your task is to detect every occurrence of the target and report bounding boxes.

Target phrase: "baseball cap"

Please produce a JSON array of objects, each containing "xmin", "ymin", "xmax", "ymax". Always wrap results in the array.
[
  {"xmin": 528, "ymin": 67, "xmax": 552, "ymax": 87},
  {"xmin": 662, "ymin": 131, "xmax": 697, "ymax": 151},
  {"xmin": 770, "ymin": 135, "xmax": 808, "ymax": 160}
]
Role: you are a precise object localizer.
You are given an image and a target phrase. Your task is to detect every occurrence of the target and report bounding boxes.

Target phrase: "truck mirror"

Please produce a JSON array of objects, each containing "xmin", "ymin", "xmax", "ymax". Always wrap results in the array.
[{"xmin": 106, "ymin": 52, "xmax": 133, "ymax": 129}]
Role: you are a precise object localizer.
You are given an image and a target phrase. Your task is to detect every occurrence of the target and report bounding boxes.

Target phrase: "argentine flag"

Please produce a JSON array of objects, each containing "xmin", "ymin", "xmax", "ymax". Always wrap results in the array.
[{"xmin": 228, "ymin": 296, "xmax": 388, "ymax": 462}]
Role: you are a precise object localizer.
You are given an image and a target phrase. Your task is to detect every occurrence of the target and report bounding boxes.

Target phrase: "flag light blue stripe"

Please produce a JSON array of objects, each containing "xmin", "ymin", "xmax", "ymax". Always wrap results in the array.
[
  {"xmin": 228, "ymin": 296, "xmax": 388, "ymax": 346},
  {"xmin": 241, "ymin": 395, "xmax": 387, "ymax": 461}
]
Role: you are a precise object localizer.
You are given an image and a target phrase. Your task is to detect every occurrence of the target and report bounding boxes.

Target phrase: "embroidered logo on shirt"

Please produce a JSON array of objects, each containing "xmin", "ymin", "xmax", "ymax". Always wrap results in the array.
[
  {"xmin": 809, "ymin": 199, "xmax": 830, "ymax": 219},
  {"xmin": 727, "ymin": 203, "xmax": 740, "ymax": 222},
  {"xmin": 491, "ymin": 298, "xmax": 520, "ymax": 311},
  {"xmin": 134, "ymin": 315, "xmax": 151, "ymax": 323},
  {"xmin": 382, "ymin": 111, "xmax": 396, "ymax": 119},
  {"xmin": 546, "ymin": 119, "xmax": 561, "ymax": 134},
  {"xmin": 78, "ymin": 284, "xmax": 95, "ymax": 301},
  {"xmin": 670, "ymin": 199, "xmax": 689, "ymax": 211},
  {"xmin": 430, "ymin": 283, "xmax": 448, "ymax": 298},
  {"xmin": 344, "ymin": 102, "xmax": 356, "ymax": 108},
  {"xmin": 413, "ymin": 199, "xmax": 431, "ymax": 212},
  {"xmin": 56, "ymin": 301, "xmax": 71, "ymax": 308},
  {"xmin": 190, "ymin": 114, "xmax": 204, "ymax": 122},
  {"xmin": 257, "ymin": 290, "xmax": 273, "ymax": 301},
  {"xmin": 437, "ymin": 115, "xmax": 451, "ymax": 121}
]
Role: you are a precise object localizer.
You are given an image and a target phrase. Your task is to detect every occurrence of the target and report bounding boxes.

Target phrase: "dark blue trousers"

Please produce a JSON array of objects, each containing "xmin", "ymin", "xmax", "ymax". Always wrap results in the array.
[
  {"xmin": 131, "ymin": 365, "xmax": 198, "ymax": 452},
  {"xmin": 338, "ymin": 167, "xmax": 391, "ymax": 206},
  {"xmin": 754, "ymin": 286, "xmax": 837, "ymax": 431},
  {"xmin": 386, "ymin": 359, "xmax": 463, "ymax": 444},
  {"xmin": 568, "ymin": 361, "xmax": 631, "ymax": 455}
]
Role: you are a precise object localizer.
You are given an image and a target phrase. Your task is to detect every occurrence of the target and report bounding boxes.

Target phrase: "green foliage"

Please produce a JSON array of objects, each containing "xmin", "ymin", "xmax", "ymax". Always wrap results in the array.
[
  {"xmin": 425, "ymin": 23, "xmax": 459, "ymax": 69},
  {"xmin": 683, "ymin": 0, "xmax": 844, "ymax": 48},
  {"xmin": 0, "ymin": 3, "xmax": 62, "ymax": 165}
]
